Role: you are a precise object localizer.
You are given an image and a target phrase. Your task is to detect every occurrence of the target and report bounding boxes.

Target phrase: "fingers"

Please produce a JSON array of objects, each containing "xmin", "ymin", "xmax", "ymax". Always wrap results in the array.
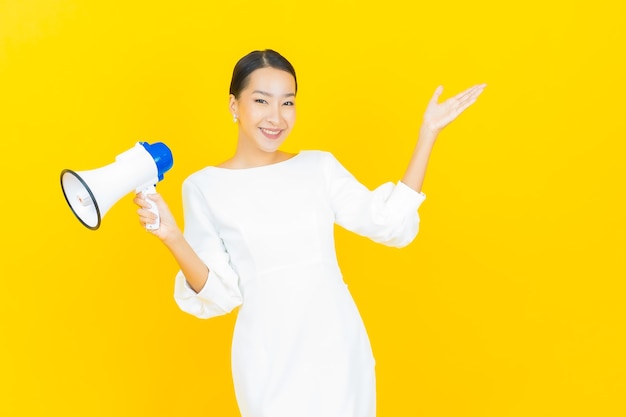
[
  {"xmin": 449, "ymin": 84, "xmax": 486, "ymax": 114},
  {"xmin": 429, "ymin": 84, "xmax": 485, "ymax": 111},
  {"xmin": 451, "ymin": 84, "xmax": 486, "ymax": 104},
  {"xmin": 136, "ymin": 202, "xmax": 157, "ymax": 220},
  {"xmin": 134, "ymin": 191, "xmax": 160, "ymax": 208},
  {"xmin": 134, "ymin": 193, "xmax": 160, "ymax": 229},
  {"xmin": 137, "ymin": 210, "xmax": 158, "ymax": 229}
]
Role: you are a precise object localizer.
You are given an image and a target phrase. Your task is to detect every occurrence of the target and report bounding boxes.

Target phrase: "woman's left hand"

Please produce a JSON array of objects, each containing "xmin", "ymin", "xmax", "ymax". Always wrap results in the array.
[{"xmin": 422, "ymin": 84, "xmax": 486, "ymax": 134}]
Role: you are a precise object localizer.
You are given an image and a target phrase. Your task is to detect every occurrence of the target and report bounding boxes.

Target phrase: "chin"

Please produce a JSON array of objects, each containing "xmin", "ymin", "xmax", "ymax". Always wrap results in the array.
[
  {"xmin": 260, "ymin": 145, "xmax": 282, "ymax": 153},
  {"xmin": 258, "ymin": 140, "xmax": 285, "ymax": 153}
]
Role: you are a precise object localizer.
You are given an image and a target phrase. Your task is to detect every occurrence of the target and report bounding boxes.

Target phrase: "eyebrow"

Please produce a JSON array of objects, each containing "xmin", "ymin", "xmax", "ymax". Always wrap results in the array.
[{"xmin": 252, "ymin": 90, "xmax": 296, "ymax": 98}]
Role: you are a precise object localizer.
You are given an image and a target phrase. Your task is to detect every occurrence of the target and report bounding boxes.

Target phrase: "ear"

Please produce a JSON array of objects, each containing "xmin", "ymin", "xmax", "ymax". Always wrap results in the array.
[{"xmin": 229, "ymin": 94, "xmax": 238, "ymax": 116}]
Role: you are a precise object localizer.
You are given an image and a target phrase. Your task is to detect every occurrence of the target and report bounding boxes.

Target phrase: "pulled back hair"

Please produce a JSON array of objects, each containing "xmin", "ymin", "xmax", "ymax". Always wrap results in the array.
[{"xmin": 229, "ymin": 49, "xmax": 298, "ymax": 99}]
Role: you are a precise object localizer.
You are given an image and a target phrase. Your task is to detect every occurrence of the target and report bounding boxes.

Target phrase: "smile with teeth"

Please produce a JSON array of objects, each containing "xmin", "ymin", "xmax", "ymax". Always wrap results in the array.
[{"xmin": 260, "ymin": 127, "xmax": 283, "ymax": 139}]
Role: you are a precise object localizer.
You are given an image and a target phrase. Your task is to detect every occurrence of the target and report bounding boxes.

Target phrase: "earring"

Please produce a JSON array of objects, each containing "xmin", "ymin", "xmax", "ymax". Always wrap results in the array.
[{"xmin": 233, "ymin": 114, "xmax": 238, "ymax": 123}]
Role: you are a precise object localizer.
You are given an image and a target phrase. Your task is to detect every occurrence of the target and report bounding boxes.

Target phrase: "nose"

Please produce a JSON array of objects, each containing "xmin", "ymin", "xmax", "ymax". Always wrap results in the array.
[{"xmin": 265, "ymin": 103, "xmax": 281, "ymax": 125}]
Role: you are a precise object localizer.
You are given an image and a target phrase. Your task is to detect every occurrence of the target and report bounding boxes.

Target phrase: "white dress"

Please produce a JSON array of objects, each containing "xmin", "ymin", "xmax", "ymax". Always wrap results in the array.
[{"xmin": 174, "ymin": 151, "xmax": 425, "ymax": 417}]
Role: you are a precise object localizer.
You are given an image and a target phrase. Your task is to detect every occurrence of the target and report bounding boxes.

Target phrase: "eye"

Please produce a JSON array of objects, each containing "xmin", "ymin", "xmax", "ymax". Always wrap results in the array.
[
  {"xmin": 255, "ymin": 98, "xmax": 268, "ymax": 104},
  {"xmin": 283, "ymin": 101, "xmax": 295, "ymax": 106}
]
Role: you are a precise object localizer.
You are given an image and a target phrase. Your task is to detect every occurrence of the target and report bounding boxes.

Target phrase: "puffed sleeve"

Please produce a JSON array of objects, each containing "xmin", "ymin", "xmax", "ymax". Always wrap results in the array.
[
  {"xmin": 323, "ymin": 152, "xmax": 426, "ymax": 248},
  {"xmin": 173, "ymin": 177, "xmax": 243, "ymax": 319}
]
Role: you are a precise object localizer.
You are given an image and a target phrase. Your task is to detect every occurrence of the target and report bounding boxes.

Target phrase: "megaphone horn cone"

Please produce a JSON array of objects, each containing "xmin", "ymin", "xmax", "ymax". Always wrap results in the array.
[{"xmin": 60, "ymin": 169, "xmax": 102, "ymax": 230}]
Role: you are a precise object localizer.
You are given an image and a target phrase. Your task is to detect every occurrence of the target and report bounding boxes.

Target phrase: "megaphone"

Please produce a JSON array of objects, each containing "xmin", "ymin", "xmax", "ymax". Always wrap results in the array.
[{"xmin": 61, "ymin": 142, "xmax": 173, "ymax": 230}]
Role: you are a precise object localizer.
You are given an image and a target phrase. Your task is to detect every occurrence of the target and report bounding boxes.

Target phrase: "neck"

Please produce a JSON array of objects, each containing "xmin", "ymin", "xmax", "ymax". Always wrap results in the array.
[
  {"xmin": 223, "ymin": 141, "xmax": 292, "ymax": 169},
  {"xmin": 235, "ymin": 152, "xmax": 283, "ymax": 168}
]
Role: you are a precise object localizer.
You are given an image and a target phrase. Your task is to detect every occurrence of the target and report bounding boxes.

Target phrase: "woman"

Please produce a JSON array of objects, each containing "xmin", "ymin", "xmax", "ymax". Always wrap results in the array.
[{"xmin": 135, "ymin": 49, "xmax": 485, "ymax": 417}]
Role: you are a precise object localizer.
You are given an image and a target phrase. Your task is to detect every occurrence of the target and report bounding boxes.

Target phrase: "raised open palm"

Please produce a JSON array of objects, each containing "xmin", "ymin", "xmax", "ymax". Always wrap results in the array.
[{"xmin": 423, "ymin": 84, "xmax": 486, "ymax": 133}]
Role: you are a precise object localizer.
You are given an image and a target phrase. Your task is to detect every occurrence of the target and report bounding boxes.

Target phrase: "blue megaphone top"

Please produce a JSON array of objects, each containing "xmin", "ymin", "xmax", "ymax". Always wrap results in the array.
[{"xmin": 140, "ymin": 142, "xmax": 174, "ymax": 181}]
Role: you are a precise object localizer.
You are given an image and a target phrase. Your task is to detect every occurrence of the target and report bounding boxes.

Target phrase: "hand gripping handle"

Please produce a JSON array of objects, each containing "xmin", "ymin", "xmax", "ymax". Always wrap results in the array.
[{"xmin": 141, "ymin": 185, "xmax": 160, "ymax": 230}]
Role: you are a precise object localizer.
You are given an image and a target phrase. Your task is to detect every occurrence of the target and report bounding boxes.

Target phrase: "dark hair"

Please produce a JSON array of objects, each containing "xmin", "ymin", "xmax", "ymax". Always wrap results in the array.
[{"xmin": 229, "ymin": 49, "xmax": 297, "ymax": 99}]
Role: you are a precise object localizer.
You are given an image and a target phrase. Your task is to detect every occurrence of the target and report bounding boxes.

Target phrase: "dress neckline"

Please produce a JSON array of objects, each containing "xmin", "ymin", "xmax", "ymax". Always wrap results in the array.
[{"xmin": 210, "ymin": 152, "xmax": 303, "ymax": 172}]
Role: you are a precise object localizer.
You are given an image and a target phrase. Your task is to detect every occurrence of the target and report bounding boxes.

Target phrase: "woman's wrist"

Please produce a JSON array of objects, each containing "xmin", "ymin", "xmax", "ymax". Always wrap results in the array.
[
  {"xmin": 162, "ymin": 228, "xmax": 185, "ymax": 249},
  {"xmin": 419, "ymin": 122, "xmax": 440, "ymax": 142}
]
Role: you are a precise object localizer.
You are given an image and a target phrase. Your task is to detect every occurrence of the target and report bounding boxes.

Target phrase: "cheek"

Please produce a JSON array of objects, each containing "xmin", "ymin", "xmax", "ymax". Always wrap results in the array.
[
  {"xmin": 284, "ymin": 108, "xmax": 296, "ymax": 124},
  {"xmin": 242, "ymin": 108, "xmax": 263, "ymax": 124}
]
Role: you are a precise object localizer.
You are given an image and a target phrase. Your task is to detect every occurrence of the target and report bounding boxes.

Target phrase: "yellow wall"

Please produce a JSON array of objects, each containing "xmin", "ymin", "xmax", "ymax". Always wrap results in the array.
[{"xmin": 1, "ymin": 0, "xmax": 625, "ymax": 416}]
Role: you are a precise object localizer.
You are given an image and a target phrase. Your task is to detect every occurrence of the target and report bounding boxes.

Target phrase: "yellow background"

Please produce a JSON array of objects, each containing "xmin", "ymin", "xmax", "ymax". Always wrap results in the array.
[{"xmin": 1, "ymin": 0, "xmax": 625, "ymax": 416}]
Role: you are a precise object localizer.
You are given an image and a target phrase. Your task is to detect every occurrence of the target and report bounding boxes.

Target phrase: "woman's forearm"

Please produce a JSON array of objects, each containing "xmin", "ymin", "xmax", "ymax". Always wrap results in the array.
[
  {"xmin": 163, "ymin": 232, "xmax": 209, "ymax": 293},
  {"xmin": 401, "ymin": 124, "xmax": 439, "ymax": 193}
]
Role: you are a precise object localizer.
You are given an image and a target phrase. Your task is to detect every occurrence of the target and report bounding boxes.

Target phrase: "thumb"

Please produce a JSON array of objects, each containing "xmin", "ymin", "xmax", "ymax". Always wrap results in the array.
[{"xmin": 430, "ymin": 85, "xmax": 444, "ymax": 105}]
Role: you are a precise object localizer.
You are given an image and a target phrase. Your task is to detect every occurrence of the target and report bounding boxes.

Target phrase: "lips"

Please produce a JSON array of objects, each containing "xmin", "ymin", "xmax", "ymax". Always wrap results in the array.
[{"xmin": 260, "ymin": 127, "xmax": 283, "ymax": 140}]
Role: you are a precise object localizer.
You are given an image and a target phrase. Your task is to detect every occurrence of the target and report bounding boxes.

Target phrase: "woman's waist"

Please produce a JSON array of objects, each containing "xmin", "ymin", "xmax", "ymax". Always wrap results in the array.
[{"xmin": 237, "ymin": 260, "xmax": 345, "ymax": 299}]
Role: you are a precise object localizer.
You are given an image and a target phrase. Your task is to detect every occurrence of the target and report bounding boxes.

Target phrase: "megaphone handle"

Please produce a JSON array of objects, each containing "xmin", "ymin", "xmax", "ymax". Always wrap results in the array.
[{"xmin": 141, "ymin": 185, "xmax": 160, "ymax": 230}]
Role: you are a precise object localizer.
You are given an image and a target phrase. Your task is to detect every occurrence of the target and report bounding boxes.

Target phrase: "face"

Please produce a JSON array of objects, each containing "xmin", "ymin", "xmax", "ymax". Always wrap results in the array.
[{"xmin": 229, "ymin": 67, "xmax": 297, "ymax": 154}]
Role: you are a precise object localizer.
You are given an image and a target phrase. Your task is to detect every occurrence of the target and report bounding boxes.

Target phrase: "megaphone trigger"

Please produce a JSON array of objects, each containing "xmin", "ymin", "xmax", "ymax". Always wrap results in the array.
[{"xmin": 141, "ymin": 185, "xmax": 160, "ymax": 231}]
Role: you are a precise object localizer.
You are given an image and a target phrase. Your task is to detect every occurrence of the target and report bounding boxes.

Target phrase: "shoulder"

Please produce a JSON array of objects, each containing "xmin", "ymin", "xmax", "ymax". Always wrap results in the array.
[
  {"xmin": 185, "ymin": 165, "xmax": 215, "ymax": 181},
  {"xmin": 181, "ymin": 165, "xmax": 221, "ymax": 191},
  {"xmin": 296, "ymin": 151, "xmax": 353, "ymax": 187},
  {"xmin": 300, "ymin": 150, "xmax": 350, "ymax": 172},
  {"xmin": 298, "ymin": 150, "xmax": 339, "ymax": 165}
]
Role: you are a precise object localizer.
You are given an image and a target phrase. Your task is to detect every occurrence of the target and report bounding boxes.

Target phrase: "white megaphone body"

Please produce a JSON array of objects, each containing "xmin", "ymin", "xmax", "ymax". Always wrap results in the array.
[{"xmin": 61, "ymin": 142, "xmax": 174, "ymax": 230}]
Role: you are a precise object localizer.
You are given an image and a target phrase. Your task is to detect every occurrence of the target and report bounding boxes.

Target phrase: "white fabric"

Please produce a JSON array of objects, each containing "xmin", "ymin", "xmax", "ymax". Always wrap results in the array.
[{"xmin": 174, "ymin": 151, "xmax": 425, "ymax": 417}]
